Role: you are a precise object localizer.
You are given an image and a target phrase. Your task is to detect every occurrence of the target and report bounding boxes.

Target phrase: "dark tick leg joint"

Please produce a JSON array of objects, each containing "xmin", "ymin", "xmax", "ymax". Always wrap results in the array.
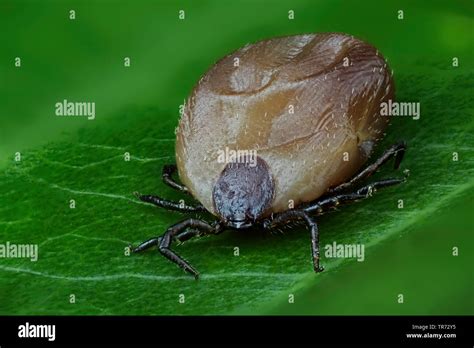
[{"xmin": 162, "ymin": 164, "xmax": 189, "ymax": 193}]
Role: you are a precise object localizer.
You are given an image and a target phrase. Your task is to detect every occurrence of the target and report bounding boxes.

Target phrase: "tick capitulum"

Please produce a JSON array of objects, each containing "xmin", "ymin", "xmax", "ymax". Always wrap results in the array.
[{"xmin": 129, "ymin": 33, "xmax": 409, "ymax": 279}]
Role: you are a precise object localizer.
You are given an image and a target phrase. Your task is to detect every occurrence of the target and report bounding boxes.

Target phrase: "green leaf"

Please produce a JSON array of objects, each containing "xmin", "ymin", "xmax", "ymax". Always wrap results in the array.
[{"xmin": 0, "ymin": 65, "xmax": 472, "ymax": 314}]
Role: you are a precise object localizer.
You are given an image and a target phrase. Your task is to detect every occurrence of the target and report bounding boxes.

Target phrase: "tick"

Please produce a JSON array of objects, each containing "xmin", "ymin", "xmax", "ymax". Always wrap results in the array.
[{"xmin": 130, "ymin": 33, "xmax": 408, "ymax": 279}]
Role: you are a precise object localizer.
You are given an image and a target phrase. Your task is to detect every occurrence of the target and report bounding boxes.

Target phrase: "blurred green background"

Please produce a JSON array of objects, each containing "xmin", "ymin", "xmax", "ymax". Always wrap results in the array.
[{"xmin": 0, "ymin": 0, "xmax": 472, "ymax": 315}]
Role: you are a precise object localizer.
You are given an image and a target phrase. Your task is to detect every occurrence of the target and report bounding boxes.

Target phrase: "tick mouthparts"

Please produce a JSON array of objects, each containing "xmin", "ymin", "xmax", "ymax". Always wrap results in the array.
[{"xmin": 228, "ymin": 220, "xmax": 252, "ymax": 229}]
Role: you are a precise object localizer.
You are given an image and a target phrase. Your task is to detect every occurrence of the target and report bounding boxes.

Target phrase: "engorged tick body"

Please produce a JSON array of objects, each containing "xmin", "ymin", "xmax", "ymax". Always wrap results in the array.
[{"xmin": 131, "ymin": 33, "xmax": 408, "ymax": 278}]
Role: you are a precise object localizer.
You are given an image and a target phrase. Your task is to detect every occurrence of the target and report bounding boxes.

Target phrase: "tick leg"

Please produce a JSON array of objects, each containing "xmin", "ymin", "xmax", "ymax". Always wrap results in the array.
[
  {"xmin": 328, "ymin": 141, "xmax": 407, "ymax": 194},
  {"xmin": 130, "ymin": 229, "xmax": 204, "ymax": 253},
  {"xmin": 304, "ymin": 171, "xmax": 409, "ymax": 215},
  {"xmin": 355, "ymin": 176, "xmax": 407, "ymax": 195},
  {"xmin": 134, "ymin": 192, "xmax": 206, "ymax": 213},
  {"xmin": 162, "ymin": 164, "xmax": 189, "ymax": 194},
  {"xmin": 158, "ymin": 219, "xmax": 221, "ymax": 279},
  {"xmin": 130, "ymin": 237, "xmax": 161, "ymax": 253},
  {"xmin": 264, "ymin": 210, "xmax": 324, "ymax": 273}
]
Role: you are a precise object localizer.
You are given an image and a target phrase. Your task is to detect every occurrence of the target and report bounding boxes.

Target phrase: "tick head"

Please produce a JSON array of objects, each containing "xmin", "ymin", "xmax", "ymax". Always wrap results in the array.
[{"xmin": 212, "ymin": 156, "xmax": 274, "ymax": 229}]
